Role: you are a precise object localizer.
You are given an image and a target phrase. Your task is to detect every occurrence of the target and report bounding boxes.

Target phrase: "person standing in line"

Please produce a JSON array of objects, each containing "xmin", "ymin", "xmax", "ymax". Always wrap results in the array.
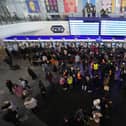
[
  {"xmin": 77, "ymin": 69, "xmax": 83, "ymax": 90},
  {"xmin": 75, "ymin": 53, "xmax": 81, "ymax": 67},
  {"xmin": 67, "ymin": 75, "xmax": 73, "ymax": 90},
  {"xmin": 81, "ymin": 76, "xmax": 88, "ymax": 93}
]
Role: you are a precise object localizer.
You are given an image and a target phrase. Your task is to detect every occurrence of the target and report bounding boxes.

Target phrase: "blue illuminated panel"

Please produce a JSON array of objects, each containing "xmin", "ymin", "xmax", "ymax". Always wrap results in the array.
[
  {"xmin": 101, "ymin": 20, "xmax": 126, "ymax": 36},
  {"xmin": 4, "ymin": 35, "xmax": 125, "ymax": 41},
  {"xmin": 69, "ymin": 20, "xmax": 99, "ymax": 35}
]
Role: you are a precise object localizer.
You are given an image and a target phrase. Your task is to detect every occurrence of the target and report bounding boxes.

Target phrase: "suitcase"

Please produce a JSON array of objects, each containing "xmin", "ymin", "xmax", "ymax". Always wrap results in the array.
[{"xmin": 10, "ymin": 65, "xmax": 20, "ymax": 70}]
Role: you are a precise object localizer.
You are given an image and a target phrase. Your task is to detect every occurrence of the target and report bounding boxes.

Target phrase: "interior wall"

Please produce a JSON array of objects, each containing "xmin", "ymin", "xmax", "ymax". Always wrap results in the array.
[{"xmin": 0, "ymin": 21, "xmax": 69, "ymax": 38}]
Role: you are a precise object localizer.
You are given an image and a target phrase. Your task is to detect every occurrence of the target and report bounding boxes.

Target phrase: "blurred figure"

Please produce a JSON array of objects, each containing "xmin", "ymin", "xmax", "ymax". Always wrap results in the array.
[
  {"xmin": 1, "ymin": 101, "xmax": 20, "ymax": 126},
  {"xmin": 5, "ymin": 80, "xmax": 14, "ymax": 94},
  {"xmin": 3, "ymin": 108, "xmax": 20, "ymax": 126},
  {"xmin": 93, "ymin": 99, "xmax": 101, "ymax": 111},
  {"xmin": 24, "ymin": 96, "xmax": 38, "ymax": 113},
  {"xmin": 1, "ymin": 100, "xmax": 16, "ymax": 111},
  {"xmin": 39, "ymin": 80, "xmax": 47, "ymax": 97},
  {"xmin": 12, "ymin": 84, "xmax": 23, "ymax": 97},
  {"xmin": 19, "ymin": 78, "xmax": 31, "ymax": 89},
  {"xmin": 92, "ymin": 110, "xmax": 102, "ymax": 124},
  {"xmin": 27, "ymin": 67, "xmax": 37, "ymax": 80},
  {"xmin": 67, "ymin": 75, "xmax": 73, "ymax": 89},
  {"xmin": 75, "ymin": 54, "xmax": 81, "ymax": 66}
]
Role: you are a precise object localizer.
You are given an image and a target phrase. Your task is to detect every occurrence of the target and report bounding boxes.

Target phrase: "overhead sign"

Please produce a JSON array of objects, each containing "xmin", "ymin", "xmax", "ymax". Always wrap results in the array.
[
  {"xmin": 101, "ymin": 20, "xmax": 126, "ymax": 36},
  {"xmin": 4, "ymin": 35, "xmax": 125, "ymax": 42},
  {"xmin": 69, "ymin": 18, "xmax": 100, "ymax": 35}
]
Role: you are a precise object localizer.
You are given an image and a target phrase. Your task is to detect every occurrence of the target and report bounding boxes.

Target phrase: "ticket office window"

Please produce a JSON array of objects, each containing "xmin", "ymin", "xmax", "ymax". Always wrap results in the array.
[
  {"xmin": 123, "ymin": 43, "xmax": 126, "ymax": 49},
  {"xmin": 87, "ymin": 42, "xmax": 92, "ymax": 48},
  {"xmin": 118, "ymin": 43, "xmax": 123, "ymax": 48},
  {"xmin": 105, "ymin": 43, "xmax": 111, "ymax": 48},
  {"xmin": 99, "ymin": 42, "xmax": 104, "ymax": 48},
  {"xmin": 40, "ymin": 42, "xmax": 44, "ymax": 48},
  {"xmin": 82, "ymin": 42, "xmax": 88, "ymax": 48},
  {"xmin": 112, "ymin": 43, "xmax": 116, "ymax": 48}
]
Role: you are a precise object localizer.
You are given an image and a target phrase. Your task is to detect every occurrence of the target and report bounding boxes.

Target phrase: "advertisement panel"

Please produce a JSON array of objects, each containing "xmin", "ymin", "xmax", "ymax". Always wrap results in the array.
[
  {"xmin": 101, "ymin": 0, "xmax": 112, "ymax": 12},
  {"xmin": 112, "ymin": 0, "xmax": 115, "ymax": 13},
  {"xmin": 64, "ymin": 0, "xmax": 77, "ymax": 13},
  {"xmin": 44, "ymin": 0, "xmax": 58, "ymax": 13},
  {"xmin": 26, "ymin": 0, "xmax": 40, "ymax": 13},
  {"xmin": 121, "ymin": 0, "xmax": 126, "ymax": 12}
]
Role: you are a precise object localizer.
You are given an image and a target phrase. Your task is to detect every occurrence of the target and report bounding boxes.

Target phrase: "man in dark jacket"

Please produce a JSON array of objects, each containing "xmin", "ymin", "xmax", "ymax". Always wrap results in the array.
[
  {"xmin": 3, "ymin": 108, "xmax": 20, "ymax": 126},
  {"xmin": 5, "ymin": 80, "xmax": 14, "ymax": 94},
  {"xmin": 27, "ymin": 67, "xmax": 37, "ymax": 80}
]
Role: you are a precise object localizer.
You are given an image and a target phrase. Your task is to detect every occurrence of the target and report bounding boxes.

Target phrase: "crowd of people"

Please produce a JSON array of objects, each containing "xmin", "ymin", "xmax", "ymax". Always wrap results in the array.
[{"xmin": 1, "ymin": 42, "xmax": 126, "ymax": 126}]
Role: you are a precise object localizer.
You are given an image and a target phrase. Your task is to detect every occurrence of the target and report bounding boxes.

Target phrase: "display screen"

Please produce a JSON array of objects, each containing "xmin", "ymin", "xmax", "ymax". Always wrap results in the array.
[
  {"xmin": 101, "ymin": 20, "xmax": 126, "ymax": 36},
  {"xmin": 69, "ymin": 20, "xmax": 99, "ymax": 35}
]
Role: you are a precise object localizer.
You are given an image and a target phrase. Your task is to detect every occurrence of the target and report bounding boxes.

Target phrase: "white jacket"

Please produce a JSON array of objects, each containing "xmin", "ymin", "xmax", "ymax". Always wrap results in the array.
[{"xmin": 24, "ymin": 98, "xmax": 37, "ymax": 109}]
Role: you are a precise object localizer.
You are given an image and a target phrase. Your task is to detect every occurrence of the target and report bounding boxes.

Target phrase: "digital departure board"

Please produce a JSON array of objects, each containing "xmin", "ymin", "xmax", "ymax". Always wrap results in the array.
[
  {"xmin": 101, "ymin": 20, "xmax": 126, "ymax": 36},
  {"xmin": 69, "ymin": 19, "xmax": 99, "ymax": 35}
]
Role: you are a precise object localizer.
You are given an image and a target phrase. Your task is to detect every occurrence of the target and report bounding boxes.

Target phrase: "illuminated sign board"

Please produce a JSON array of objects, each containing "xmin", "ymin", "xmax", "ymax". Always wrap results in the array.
[
  {"xmin": 101, "ymin": 20, "xmax": 126, "ymax": 36},
  {"xmin": 69, "ymin": 19, "xmax": 100, "ymax": 35}
]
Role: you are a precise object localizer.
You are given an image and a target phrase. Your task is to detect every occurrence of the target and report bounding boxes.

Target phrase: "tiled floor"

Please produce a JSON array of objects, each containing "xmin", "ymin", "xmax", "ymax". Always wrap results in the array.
[{"xmin": 0, "ymin": 59, "xmax": 47, "ymax": 126}]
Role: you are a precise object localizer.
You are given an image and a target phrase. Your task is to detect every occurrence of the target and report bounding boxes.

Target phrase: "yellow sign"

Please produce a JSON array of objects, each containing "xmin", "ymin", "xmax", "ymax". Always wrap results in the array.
[
  {"xmin": 121, "ymin": 0, "xmax": 126, "ymax": 12},
  {"xmin": 122, "ymin": 0, "xmax": 126, "ymax": 7},
  {"xmin": 29, "ymin": 1, "xmax": 35, "ymax": 12},
  {"xmin": 112, "ymin": 0, "xmax": 115, "ymax": 13}
]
